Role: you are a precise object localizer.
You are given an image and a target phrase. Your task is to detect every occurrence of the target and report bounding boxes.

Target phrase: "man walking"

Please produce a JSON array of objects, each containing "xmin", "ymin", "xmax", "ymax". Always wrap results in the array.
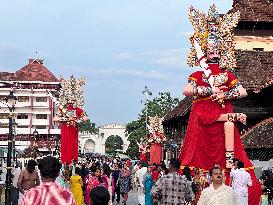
[
  {"xmin": 20, "ymin": 156, "xmax": 76, "ymax": 205},
  {"xmin": 151, "ymin": 158, "xmax": 192, "ymax": 205},
  {"xmin": 198, "ymin": 167, "xmax": 237, "ymax": 205},
  {"xmin": 17, "ymin": 160, "xmax": 40, "ymax": 194},
  {"xmin": 12, "ymin": 162, "xmax": 21, "ymax": 205},
  {"xmin": 136, "ymin": 162, "xmax": 147, "ymax": 205},
  {"xmin": 230, "ymin": 160, "xmax": 252, "ymax": 205},
  {"xmin": 112, "ymin": 163, "xmax": 121, "ymax": 203}
]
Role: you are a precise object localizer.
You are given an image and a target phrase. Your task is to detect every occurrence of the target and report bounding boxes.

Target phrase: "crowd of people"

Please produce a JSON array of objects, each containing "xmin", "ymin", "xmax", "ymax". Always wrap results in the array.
[{"xmin": 3, "ymin": 156, "xmax": 273, "ymax": 205}]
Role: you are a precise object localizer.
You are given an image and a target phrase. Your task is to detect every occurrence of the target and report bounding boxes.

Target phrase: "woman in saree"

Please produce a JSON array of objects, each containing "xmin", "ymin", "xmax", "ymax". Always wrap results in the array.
[
  {"xmin": 85, "ymin": 167, "xmax": 105, "ymax": 205},
  {"xmin": 143, "ymin": 165, "xmax": 154, "ymax": 205},
  {"xmin": 70, "ymin": 167, "xmax": 83, "ymax": 205}
]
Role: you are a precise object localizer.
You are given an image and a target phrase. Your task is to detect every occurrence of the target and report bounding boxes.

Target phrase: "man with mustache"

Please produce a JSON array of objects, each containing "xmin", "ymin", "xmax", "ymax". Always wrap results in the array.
[
  {"xmin": 198, "ymin": 167, "xmax": 237, "ymax": 205},
  {"xmin": 17, "ymin": 160, "xmax": 40, "ymax": 194}
]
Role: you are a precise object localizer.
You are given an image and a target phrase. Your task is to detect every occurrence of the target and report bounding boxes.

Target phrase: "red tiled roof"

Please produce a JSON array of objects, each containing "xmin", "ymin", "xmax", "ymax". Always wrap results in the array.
[
  {"xmin": 241, "ymin": 118, "xmax": 273, "ymax": 148},
  {"xmin": 163, "ymin": 96, "xmax": 192, "ymax": 122},
  {"xmin": 0, "ymin": 59, "xmax": 59, "ymax": 82},
  {"xmin": 235, "ymin": 50, "xmax": 273, "ymax": 91},
  {"xmin": 0, "ymin": 72, "xmax": 15, "ymax": 81},
  {"xmin": 230, "ymin": 0, "xmax": 273, "ymax": 22}
]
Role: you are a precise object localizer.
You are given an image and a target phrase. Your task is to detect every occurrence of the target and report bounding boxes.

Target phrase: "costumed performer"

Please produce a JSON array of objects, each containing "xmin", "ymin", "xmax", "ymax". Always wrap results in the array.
[
  {"xmin": 179, "ymin": 4, "xmax": 261, "ymax": 205},
  {"xmin": 51, "ymin": 76, "xmax": 88, "ymax": 165},
  {"xmin": 137, "ymin": 140, "xmax": 149, "ymax": 163},
  {"xmin": 147, "ymin": 116, "xmax": 166, "ymax": 164}
]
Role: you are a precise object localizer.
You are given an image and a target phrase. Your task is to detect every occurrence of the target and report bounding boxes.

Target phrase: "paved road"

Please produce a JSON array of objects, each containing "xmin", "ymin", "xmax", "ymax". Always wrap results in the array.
[{"xmin": 113, "ymin": 188, "xmax": 138, "ymax": 205}]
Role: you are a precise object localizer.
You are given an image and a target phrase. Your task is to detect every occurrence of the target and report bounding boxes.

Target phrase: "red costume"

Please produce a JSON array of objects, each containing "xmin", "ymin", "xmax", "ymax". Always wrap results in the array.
[
  {"xmin": 139, "ymin": 147, "xmax": 148, "ymax": 163},
  {"xmin": 60, "ymin": 105, "xmax": 84, "ymax": 165},
  {"xmin": 150, "ymin": 143, "xmax": 162, "ymax": 165},
  {"xmin": 179, "ymin": 70, "xmax": 261, "ymax": 205},
  {"xmin": 149, "ymin": 132, "xmax": 165, "ymax": 164}
]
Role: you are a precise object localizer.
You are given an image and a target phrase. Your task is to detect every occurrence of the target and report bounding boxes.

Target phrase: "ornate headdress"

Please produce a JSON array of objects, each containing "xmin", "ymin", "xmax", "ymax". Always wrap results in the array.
[
  {"xmin": 187, "ymin": 4, "xmax": 240, "ymax": 70},
  {"xmin": 148, "ymin": 116, "xmax": 164, "ymax": 134},
  {"xmin": 147, "ymin": 116, "xmax": 166, "ymax": 144},
  {"xmin": 59, "ymin": 76, "xmax": 85, "ymax": 109}
]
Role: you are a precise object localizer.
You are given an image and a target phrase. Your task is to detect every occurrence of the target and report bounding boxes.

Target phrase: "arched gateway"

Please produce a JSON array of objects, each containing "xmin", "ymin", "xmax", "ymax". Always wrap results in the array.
[{"xmin": 78, "ymin": 123, "xmax": 129, "ymax": 154}]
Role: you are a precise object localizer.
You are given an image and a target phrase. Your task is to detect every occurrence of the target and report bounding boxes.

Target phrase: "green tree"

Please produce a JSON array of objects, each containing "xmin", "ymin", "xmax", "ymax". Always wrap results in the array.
[
  {"xmin": 78, "ymin": 119, "xmax": 99, "ymax": 134},
  {"xmin": 126, "ymin": 92, "xmax": 179, "ymax": 158},
  {"xmin": 105, "ymin": 135, "xmax": 123, "ymax": 155}
]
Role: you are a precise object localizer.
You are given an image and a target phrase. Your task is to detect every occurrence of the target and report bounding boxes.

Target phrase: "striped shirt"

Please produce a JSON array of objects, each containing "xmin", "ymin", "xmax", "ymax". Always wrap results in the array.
[{"xmin": 20, "ymin": 181, "xmax": 76, "ymax": 205}]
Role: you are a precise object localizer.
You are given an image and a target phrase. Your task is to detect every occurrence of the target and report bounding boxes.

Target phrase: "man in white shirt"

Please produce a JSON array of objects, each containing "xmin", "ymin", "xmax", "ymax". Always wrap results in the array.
[
  {"xmin": 230, "ymin": 160, "xmax": 252, "ymax": 205},
  {"xmin": 136, "ymin": 162, "xmax": 147, "ymax": 205},
  {"xmin": 198, "ymin": 166, "xmax": 237, "ymax": 205},
  {"xmin": 12, "ymin": 163, "xmax": 21, "ymax": 205}
]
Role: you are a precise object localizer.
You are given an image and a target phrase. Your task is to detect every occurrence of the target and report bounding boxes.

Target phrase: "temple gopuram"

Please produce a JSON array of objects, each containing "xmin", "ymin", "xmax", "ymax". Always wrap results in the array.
[{"xmin": 163, "ymin": 0, "xmax": 273, "ymax": 165}]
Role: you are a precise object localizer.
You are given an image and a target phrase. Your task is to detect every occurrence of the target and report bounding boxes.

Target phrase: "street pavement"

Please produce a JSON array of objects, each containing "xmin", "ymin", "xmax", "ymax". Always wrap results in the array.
[{"xmin": 113, "ymin": 188, "xmax": 138, "ymax": 205}]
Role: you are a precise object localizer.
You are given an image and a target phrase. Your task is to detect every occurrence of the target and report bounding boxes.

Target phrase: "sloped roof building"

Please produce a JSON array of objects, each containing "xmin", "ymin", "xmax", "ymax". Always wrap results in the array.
[{"xmin": 163, "ymin": 0, "xmax": 273, "ymax": 160}]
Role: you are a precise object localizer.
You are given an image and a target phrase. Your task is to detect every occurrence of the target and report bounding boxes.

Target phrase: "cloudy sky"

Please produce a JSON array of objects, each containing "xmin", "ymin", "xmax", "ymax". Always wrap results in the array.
[{"xmin": 0, "ymin": 0, "xmax": 233, "ymax": 126}]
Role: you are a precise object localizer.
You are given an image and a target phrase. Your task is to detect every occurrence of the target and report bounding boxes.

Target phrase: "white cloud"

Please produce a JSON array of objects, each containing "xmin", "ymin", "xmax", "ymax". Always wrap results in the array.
[
  {"xmin": 176, "ymin": 31, "xmax": 192, "ymax": 36},
  {"xmin": 117, "ymin": 52, "xmax": 133, "ymax": 59},
  {"xmin": 145, "ymin": 48, "xmax": 189, "ymax": 68},
  {"xmin": 63, "ymin": 66, "xmax": 166, "ymax": 80},
  {"xmin": 116, "ymin": 48, "xmax": 189, "ymax": 68},
  {"xmin": 152, "ymin": 56, "xmax": 183, "ymax": 67}
]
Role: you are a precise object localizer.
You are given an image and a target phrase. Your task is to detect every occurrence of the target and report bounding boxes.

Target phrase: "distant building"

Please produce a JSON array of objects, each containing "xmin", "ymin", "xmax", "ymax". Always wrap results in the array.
[
  {"xmin": 78, "ymin": 123, "xmax": 129, "ymax": 155},
  {"xmin": 163, "ymin": 0, "xmax": 273, "ymax": 168},
  {"xmin": 0, "ymin": 59, "xmax": 60, "ymax": 154}
]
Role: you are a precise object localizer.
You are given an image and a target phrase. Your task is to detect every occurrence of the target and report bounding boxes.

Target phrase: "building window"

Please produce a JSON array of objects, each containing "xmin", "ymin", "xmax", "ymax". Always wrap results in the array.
[
  {"xmin": 36, "ymin": 114, "xmax": 47, "ymax": 119},
  {"xmin": 0, "ymin": 113, "xmax": 9, "ymax": 119},
  {"xmin": 17, "ymin": 125, "xmax": 29, "ymax": 128},
  {"xmin": 36, "ymin": 97, "xmax": 47, "ymax": 102},
  {"xmin": 18, "ymin": 96, "xmax": 29, "ymax": 102},
  {"xmin": 17, "ymin": 114, "xmax": 28, "ymax": 119},
  {"xmin": 253, "ymin": 48, "xmax": 264, "ymax": 51},
  {"xmin": 36, "ymin": 125, "xmax": 47, "ymax": 129}
]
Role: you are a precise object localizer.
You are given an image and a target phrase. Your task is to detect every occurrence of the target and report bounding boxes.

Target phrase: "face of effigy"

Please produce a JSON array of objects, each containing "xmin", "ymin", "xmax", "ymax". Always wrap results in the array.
[{"xmin": 206, "ymin": 22, "xmax": 221, "ymax": 63}]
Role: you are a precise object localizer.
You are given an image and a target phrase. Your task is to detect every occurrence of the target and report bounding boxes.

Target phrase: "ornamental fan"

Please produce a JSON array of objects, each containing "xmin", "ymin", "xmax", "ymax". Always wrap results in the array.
[
  {"xmin": 148, "ymin": 116, "xmax": 164, "ymax": 134},
  {"xmin": 187, "ymin": 4, "xmax": 240, "ymax": 71},
  {"xmin": 58, "ymin": 76, "xmax": 85, "ymax": 109}
]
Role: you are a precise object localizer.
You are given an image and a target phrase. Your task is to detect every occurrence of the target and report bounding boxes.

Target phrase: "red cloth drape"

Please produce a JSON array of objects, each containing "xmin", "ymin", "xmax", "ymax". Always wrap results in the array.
[
  {"xmin": 60, "ymin": 105, "xmax": 83, "ymax": 165},
  {"xmin": 179, "ymin": 98, "xmax": 261, "ymax": 205},
  {"xmin": 179, "ymin": 70, "xmax": 261, "ymax": 205},
  {"xmin": 61, "ymin": 124, "xmax": 78, "ymax": 165},
  {"xmin": 140, "ymin": 153, "xmax": 148, "ymax": 163},
  {"xmin": 150, "ymin": 143, "xmax": 162, "ymax": 164}
]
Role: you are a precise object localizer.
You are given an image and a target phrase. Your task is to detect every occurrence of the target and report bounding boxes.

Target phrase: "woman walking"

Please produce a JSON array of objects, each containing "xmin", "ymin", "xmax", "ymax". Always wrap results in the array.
[
  {"xmin": 143, "ymin": 165, "xmax": 153, "ymax": 205},
  {"xmin": 86, "ymin": 167, "xmax": 106, "ymax": 205},
  {"xmin": 70, "ymin": 167, "xmax": 83, "ymax": 205},
  {"xmin": 118, "ymin": 163, "xmax": 132, "ymax": 205}
]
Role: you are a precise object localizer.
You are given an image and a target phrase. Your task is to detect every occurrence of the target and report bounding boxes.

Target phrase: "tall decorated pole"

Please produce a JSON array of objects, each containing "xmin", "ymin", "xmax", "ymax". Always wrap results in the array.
[
  {"xmin": 142, "ymin": 86, "xmax": 152, "ymax": 139},
  {"xmin": 49, "ymin": 76, "xmax": 88, "ymax": 165},
  {"xmin": 147, "ymin": 116, "xmax": 166, "ymax": 164}
]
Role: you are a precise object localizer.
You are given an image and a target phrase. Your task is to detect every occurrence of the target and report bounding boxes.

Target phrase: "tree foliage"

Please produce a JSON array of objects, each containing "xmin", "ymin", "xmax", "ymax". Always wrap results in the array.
[
  {"xmin": 78, "ymin": 119, "xmax": 99, "ymax": 134},
  {"xmin": 126, "ymin": 92, "xmax": 179, "ymax": 158},
  {"xmin": 105, "ymin": 135, "xmax": 123, "ymax": 155}
]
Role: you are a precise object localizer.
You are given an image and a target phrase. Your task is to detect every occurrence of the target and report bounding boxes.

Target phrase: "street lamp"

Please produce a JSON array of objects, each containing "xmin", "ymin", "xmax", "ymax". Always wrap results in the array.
[
  {"xmin": 4, "ymin": 90, "xmax": 18, "ymax": 205},
  {"xmin": 12, "ymin": 120, "xmax": 18, "ymax": 163},
  {"xmin": 142, "ymin": 86, "xmax": 152, "ymax": 139}
]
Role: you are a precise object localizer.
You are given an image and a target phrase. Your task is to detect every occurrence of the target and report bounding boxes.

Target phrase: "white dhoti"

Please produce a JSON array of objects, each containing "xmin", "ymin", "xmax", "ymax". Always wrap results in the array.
[{"xmin": 138, "ymin": 186, "xmax": 145, "ymax": 205}]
